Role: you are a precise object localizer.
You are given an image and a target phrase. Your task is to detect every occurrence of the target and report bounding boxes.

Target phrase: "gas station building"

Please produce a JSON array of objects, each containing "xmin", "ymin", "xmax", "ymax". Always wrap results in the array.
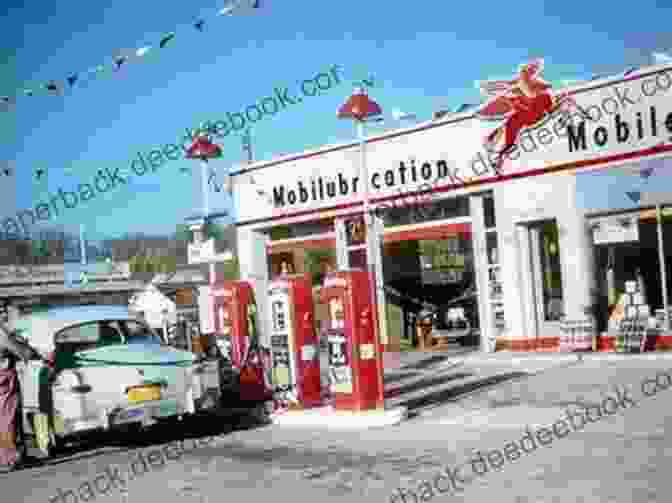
[{"xmin": 231, "ymin": 62, "xmax": 672, "ymax": 353}]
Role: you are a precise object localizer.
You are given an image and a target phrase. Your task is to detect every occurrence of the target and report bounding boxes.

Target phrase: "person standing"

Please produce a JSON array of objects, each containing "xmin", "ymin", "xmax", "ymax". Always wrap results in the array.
[
  {"xmin": 0, "ymin": 322, "xmax": 41, "ymax": 472},
  {"xmin": 0, "ymin": 345, "xmax": 20, "ymax": 471}
]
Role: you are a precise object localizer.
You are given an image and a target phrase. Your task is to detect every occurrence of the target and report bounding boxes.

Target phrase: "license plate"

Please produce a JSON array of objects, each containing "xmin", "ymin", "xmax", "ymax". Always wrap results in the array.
[
  {"xmin": 128, "ymin": 385, "xmax": 161, "ymax": 403},
  {"xmin": 119, "ymin": 409, "xmax": 145, "ymax": 421}
]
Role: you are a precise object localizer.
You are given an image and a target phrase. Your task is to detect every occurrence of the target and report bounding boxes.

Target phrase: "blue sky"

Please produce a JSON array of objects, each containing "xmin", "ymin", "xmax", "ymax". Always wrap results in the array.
[{"xmin": 3, "ymin": 0, "xmax": 672, "ymax": 241}]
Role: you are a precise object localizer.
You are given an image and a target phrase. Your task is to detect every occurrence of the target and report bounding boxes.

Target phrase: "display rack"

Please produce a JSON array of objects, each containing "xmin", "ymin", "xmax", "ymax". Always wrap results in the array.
[
  {"xmin": 485, "ymin": 228, "xmax": 505, "ymax": 332},
  {"xmin": 615, "ymin": 280, "xmax": 653, "ymax": 353}
]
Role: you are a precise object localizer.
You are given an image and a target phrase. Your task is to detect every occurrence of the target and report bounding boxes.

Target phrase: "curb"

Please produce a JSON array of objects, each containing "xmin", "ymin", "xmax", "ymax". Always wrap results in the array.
[
  {"xmin": 455, "ymin": 351, "xmax": 672, "ymax": 366},
  {"xmin": 270, "ymin": 405, "xmax": 408, "ymax": 429}
]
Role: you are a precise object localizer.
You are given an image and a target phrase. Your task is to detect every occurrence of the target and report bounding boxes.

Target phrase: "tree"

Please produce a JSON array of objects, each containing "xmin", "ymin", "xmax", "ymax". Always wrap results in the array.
[
  {"xmin": 31, "ymin": 240, "xmax": 50, "ymax": 264},
  {"xmin": 15, "ymin": 240, "xmax": 31, "ymax": 266},
  {"xmin": 0, "ymin": 239, "xmax": 31, "ymax": 266},
  {"xmin": 175, "ymin": 224, "xmax": 192, "ymax": 243},
  {"xmin": 158, "ymin": 255, "xmax": 177, "ymax": 274},
  {"xmin": 304, "ymin": 248, "xmax": 336, "ymax": 286},
  {"xmin": 219, "ymin": 256, "xmax": 239, "ymax": 280},
  {"xmin": 129, "ymin": 251, "xmax": 177, "ymax": 275},
  {"xmin": 129, "ymin": 254, "xmax": 148, "ymax": 273}
]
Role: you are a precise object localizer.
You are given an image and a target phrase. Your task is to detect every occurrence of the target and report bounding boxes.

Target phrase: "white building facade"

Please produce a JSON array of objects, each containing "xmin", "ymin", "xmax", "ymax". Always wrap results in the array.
[{"xmin": 232, "ymin": 63, "xmax": 672, "ymax": 352}]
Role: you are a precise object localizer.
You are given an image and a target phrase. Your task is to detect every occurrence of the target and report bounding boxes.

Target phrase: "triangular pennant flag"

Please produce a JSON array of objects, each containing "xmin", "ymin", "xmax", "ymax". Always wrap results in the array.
[
  {"xmin": 23, "ymin": 89, "xmax": 34, "ymax": 97},
  {"xmin": 653, "ymin": 52, "xmax": 672, "ymax": 64},
  {"xmin": 455, "ymin": 103, "xmax": 477, "ymax": 113},
  {"xmin": 136, "ymin": 46, "xmax": 152, "ymax": 57},
  {"xmin": 159, "ymin": 32, "xmax": 175, "ymax": 48},
  {"xmin": 67, "ymin": 74, "xmax": 79, "ymax": 86},
  {"xmin": 626, "ymin": 191, "xmax": 641, "ymax": 204},
  {"xmin": 218, "ymin": 3, "xmax": 237, "ymax": 16},
  {"xmin": 88, "ymin": 65, "xmax": 106, "ymax": 77},
  {"xmin": 361, "ymin": 75, "xmax": 375, "ymax": 88},
  {"xmin": 640, "ymin": 167, "xmax": 654, "ymax": 179},
  {"xmin": 0, "ymin": 96, "xmax": 13, "ymax": 109},
  {"xmin": 45, "ymin": 81, "xmax": 59, "ymax": 93},
  {"xmin": 194, "ymin": 19, "xmax": 205, "ymax": 31},
  {"xmin": 113, "ymin": 55, "xmax": 128, "ymax": 70}
]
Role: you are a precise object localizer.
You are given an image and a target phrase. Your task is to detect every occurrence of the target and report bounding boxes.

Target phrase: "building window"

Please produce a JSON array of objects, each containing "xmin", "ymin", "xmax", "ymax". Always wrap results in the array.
[
  {"xmin": 483, "ymin": 196, "xmax": 496, "ymax": 229},
  {"xmin": 383, "ymin": 195, "xmax": 469, "ymax": 227},
  {"xmin": 345, "ymin": 217, "xmax": 366, "ymax": 246},
  {"xmin": 268, "ymin": 219, "xmax": 334, "ymax": 240},
  {"xmin": 538, "ymin": 221, "xmax": 564, "ymax": 322}
]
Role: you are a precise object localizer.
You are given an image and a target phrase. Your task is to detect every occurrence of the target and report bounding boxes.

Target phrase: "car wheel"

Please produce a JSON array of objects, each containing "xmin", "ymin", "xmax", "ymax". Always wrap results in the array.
[{"xmin": 252, "ymin": 402, "xmax": 271, "ymax": 424}]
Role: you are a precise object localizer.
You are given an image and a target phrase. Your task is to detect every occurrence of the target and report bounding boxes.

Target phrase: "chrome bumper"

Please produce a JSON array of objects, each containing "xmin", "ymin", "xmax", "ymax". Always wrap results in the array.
[{"xmin": 109, "ymin": 399, "xmax": 186, "ymax": 427}]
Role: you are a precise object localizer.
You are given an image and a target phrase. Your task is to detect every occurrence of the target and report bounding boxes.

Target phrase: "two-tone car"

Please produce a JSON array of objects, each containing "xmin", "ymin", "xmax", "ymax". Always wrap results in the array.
[{"xmin": 12, "ymin": 305, "xmax": 220, "ymax": 457}]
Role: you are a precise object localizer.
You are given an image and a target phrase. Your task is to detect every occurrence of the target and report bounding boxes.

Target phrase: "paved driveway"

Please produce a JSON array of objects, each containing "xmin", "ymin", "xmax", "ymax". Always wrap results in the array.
[{"xmin": 5, "ymin": 352, "xmax": 672, "ymax": 503}]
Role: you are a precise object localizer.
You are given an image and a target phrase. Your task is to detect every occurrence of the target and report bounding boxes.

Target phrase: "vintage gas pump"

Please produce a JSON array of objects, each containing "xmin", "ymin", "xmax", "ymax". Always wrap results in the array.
[
  {"xmin": 319, "ymin": 270, "xmax": 384, "ymax": 412},
  {"xmin": 210, "ymin": 280, "xmax": 254, "ymax": 368},
  {"xmin": 210, "ymin": 280, "xmax": 273, "ymax": 408},
  {"xmin": 267, "ymin": 274, "xmax": 321, "ymax": 409}
]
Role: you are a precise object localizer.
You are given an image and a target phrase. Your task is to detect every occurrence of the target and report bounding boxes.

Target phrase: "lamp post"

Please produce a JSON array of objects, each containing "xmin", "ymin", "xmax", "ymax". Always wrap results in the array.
[
  {"xmin": 337, "ymin": 87, "xmax": 383, "ymax": 252},
  {"xmin": 338, "ymin": 87, "xmax": 385, "ymax": 408},
  {"xmin": 185, "ymin": 128, "xmax": 223, "ymax": 285},
  {"xmin": 655, "ymin": 204, "xmax": 670, "ymax": 331}
]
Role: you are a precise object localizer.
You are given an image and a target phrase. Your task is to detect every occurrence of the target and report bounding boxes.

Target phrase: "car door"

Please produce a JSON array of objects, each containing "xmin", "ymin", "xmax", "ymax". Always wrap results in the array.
[{"xmin": 51, "ymin": 321, "xmax": 108, "ymax": 433}]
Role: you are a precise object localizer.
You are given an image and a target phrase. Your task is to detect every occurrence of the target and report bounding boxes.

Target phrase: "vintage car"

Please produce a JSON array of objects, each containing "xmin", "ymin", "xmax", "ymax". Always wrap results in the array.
[{"xmin": 11, "ymin": 305, "xmax": 220, "ymax": 457}]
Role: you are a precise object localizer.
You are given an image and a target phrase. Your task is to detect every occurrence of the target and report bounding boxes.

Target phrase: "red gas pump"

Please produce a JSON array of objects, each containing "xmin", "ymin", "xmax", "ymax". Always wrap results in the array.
[
  {"xmin": 267, "ymin": 274, "xmax": 321, "ymax": 409},
  {"xmin": 211, "ymin": 280, "xmax": 253, "ymax": 368},
  {"xmin": 210, "ymin": 279, "xmax": 272, "ymax": 406},
  {"xmin": 320, "ymin": 270, "xmax": 384, "ymax": 412}
]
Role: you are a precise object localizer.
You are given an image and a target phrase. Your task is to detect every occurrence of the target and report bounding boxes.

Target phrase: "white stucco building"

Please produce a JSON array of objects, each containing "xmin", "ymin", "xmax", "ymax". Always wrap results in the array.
[{"xmin": 231, "ymin": 62, "xmax": 672, "ymax": 352}]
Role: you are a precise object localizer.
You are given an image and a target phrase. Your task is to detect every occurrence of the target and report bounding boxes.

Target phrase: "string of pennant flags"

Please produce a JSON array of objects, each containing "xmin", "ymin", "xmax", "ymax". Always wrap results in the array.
[{"xmin": 0, "ymin": 0, "xmax": 261, "ymax": 111}]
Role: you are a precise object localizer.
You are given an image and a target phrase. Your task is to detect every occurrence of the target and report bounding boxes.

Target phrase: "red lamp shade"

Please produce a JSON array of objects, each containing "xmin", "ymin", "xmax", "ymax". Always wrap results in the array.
[
  {"xmin": 337, "ymin": 89, "xmax": 382, "ymax": 121},
  {"xmin": 185, "ymin": 134, "xmax": 223, "ymax": 160}
]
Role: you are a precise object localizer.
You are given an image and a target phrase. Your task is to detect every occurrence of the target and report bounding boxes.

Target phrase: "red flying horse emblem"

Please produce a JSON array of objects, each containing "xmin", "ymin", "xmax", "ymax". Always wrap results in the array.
[{"xmin": 475, "ymin": 58, "xmax": 589, "ymax": 174}]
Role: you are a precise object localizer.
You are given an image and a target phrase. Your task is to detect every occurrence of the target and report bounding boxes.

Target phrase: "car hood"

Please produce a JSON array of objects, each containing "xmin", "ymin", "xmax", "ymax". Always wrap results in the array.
[{"xmin": 72, "ymin": 343, "xmax": 195, "ymax": 367}]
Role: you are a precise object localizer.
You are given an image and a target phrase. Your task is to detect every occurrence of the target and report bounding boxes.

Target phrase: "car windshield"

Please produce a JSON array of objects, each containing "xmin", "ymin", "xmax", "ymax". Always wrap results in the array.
[{"xmin": 121, "ymin": 320, "xmax": 162, "ymax": 345}]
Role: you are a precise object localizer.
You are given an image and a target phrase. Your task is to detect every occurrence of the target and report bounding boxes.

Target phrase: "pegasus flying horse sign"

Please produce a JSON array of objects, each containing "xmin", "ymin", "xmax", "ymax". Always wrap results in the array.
[{"xmin": 474, "ymin": 58, "xmax": 590, "ymax": 173}]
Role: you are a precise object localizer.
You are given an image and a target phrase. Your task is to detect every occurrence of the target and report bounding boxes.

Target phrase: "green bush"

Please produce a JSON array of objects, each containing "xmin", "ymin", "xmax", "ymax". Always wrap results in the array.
[
  {"xmin": 129, "ymin": 254, "xmax": 146, "ymax": 273},
  {"xmin": 129, "ymin": 254, "xmax": 177, "ymax": 274},
  {"xmin": 220, "ymin": 257, "xmax": 240, "ymax": 280}
]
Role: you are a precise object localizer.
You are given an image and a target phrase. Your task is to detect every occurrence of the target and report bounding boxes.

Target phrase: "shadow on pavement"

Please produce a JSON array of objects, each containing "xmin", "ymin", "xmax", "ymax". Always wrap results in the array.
[
  {"xmin": 384, "ymin": 371, "xmax": 423, "ymax": 385},
  {"xmin": 385, "ymin": 372, "xmax": 474, "ymax": 398},
  {"xmin": 396, "ymin": 371, "xmax": 530, "ymax": 412},
  {"xmin": 15, "ymin": 408, "xmax": 269, "ymax": 472},
  {"xmin": 400, "ymin": 354, "xmax": 453, "ymax": 371},
  {"xmin": 107, "ymin": 408, "xmax": 269, "ymax": 449},
  {"xmin": 398, "ymin": 350, "xmax": 474, "ymax": 372}
]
